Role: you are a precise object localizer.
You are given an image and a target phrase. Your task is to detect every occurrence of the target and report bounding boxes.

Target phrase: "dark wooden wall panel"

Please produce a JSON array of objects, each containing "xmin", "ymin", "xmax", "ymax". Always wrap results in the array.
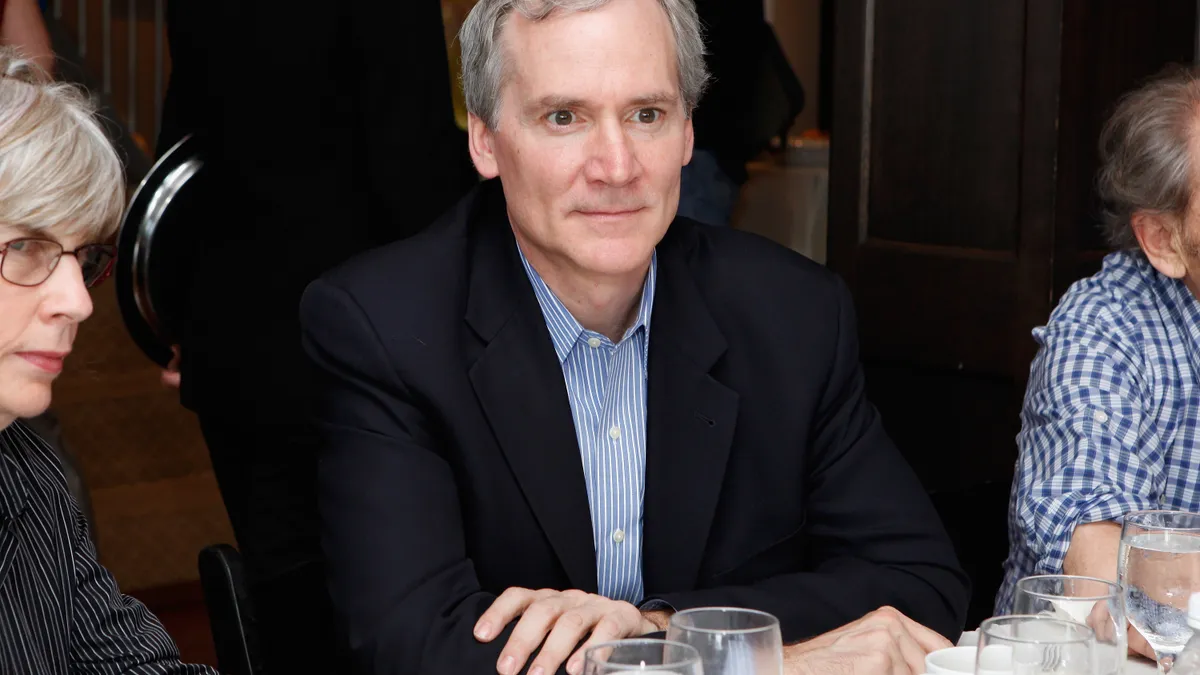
[
  {"xmin": 867, "ymin": 0, "xmax": 1026, "ymax": 250},
  {"xmin": 1053, "ymin": 0, "xmax": 1197, "ymax": 297},
  {"xmin": 829, "ymin": 0, "xmax": 1197, "ymax": 629},
  {"xmin": 855, "ymin": 241, "xmax": 1015, "ymax": 374}
]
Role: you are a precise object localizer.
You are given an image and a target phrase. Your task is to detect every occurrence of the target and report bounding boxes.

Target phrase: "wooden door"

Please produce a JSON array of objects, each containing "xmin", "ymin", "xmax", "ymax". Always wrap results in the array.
[{"xmin": 826, "ymin": 0, "xmax": 1197, "ymax": 625}]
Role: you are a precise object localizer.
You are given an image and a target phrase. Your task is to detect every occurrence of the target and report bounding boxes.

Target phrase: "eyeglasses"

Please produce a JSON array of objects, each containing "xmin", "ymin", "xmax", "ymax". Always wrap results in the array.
[{"xmin": 0, "ymin": 237, "xmax": 116, "ymax": 288}]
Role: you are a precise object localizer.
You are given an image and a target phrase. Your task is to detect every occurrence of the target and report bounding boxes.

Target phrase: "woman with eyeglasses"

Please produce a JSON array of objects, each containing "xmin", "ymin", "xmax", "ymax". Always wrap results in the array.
[{"xmin": 0, "ymin": 48, "xmax": 215, "ymax": 673}]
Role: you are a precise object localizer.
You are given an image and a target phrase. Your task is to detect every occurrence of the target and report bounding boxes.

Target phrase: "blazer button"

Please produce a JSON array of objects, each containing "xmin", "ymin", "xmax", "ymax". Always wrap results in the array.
[{"xmin": 612, "ymin": 528, "xmax": 626, "ymax": 544}]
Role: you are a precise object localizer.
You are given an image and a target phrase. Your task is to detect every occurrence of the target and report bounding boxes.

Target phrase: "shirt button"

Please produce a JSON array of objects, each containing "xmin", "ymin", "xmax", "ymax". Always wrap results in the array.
[
  {"xmin": 1095, "ymin": 410, "xmax": 1109, "ymax": 423},
  {"xmin": 612, "ymin": 529, "xmax": 625, "ymax": 544},
  {"xmin": 587, "ymin": 337, "xmax": 602, "ymax": 348},
  {"xmin": 608, "ymin": 426, "xmax": 621, "ymax": 440}
]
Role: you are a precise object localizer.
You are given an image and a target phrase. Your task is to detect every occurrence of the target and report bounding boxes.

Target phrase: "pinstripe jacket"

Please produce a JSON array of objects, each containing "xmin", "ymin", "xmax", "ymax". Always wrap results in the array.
[{"xmin": 0, "ymin": 421, "xmax": 217, "ymax": 674}]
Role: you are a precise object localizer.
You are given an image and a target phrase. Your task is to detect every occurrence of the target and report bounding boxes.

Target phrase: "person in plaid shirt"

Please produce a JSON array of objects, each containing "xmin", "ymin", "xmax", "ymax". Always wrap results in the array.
[{"xmin": 1000, "ymin": 66, "xmax": 1200, "ymax": 657}]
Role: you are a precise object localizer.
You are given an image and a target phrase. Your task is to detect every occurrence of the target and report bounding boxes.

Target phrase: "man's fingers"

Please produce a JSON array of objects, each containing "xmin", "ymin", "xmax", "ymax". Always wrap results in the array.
[
  {"xmin": 883, "ymin": 609, "xmax": 952, "ymax": 653},
  {"xmin": 890, "ymin": 626, "xmax": 929, "ymax": 675},
  {"xmin": 879, "ymin": 637, "xmax": 912, "ymax": 675},
  {"xmin": 533, "ymin": 605, "xmax": 608, "ymax": 675},
  {"xmin": 563, "ymin": 609, "xmax": 643, "ymax": 675},
  {"xmin": 497, "ymin": 594, "xmax": 581, "ymax": 675},
  {"xmin": 475, "ymin": 587, "xmax": 541, "ymax": 642},
  {"xmin": 1129, "ymin": 624, "xmax": 1157, "ymax": 660},
  {"xmin": 852, "ymin": 626, "xmax": 919, "ymax": 675},
  {"xmin": 1087, "ymin": 601, "xmax": 1116, "ymax": 642},
  {"xmin": 161, "ymin": 345, "xmax": 182, "ymax": 388}
]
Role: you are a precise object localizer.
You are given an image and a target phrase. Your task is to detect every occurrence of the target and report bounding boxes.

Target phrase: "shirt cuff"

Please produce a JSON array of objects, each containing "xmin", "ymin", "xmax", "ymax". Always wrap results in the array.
[{"xmin": 639, "ymin": 598, "xmax": 676, "ymax": 613}]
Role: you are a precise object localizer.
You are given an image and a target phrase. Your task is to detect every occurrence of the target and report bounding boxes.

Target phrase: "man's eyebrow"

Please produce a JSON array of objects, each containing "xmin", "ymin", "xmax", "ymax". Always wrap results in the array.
[
  {"xmin": 524, "ymin": 95, "xmax": 589, "ymax": 114},
  {"xmin": 629, "ymin": 92, "xmax": 680, "ymax": 107},
  {"xmin": 522, "ymin": 92, "xmax": 680, "ymax": 115}
]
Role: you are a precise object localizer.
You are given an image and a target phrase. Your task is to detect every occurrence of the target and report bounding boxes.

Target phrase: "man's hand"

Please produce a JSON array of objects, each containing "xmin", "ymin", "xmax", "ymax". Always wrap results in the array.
[
  {"xmin": 160, "ymin": 345, "xmax": 181, "ymax": 388},
  {"xmin": 785, "ymin": 607, "xmax": 953, "ymax": 675},
  {"xmin": 1128, "ymin": 624, "xmax": 1156, "ymax": 660},
  {"xmin": 473, "ymin": 587, "xmax": 663, "ymax": 675},
  {"xmin": 1083, "ymin": 599, "xmax": 1155, "ymax": 660}
]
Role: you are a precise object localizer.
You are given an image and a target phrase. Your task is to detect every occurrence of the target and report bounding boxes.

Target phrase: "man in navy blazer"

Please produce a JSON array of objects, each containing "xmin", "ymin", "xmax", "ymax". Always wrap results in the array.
[{"xmin": 300, "ymin": 0, "xmax": 968, "ymax": 673}]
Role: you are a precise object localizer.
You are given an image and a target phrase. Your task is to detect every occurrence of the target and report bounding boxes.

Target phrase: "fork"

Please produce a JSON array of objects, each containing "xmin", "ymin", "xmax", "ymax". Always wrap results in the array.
[{"xmin": 1040, "ymin": 644, "xmax": 1064, "ymax": 672}]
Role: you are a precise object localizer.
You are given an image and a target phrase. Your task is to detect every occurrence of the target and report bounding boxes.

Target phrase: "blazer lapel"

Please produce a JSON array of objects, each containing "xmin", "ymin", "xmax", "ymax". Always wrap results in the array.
[
  {"xmin": 642, "ymin": 225, "xmax": 739, "ymax": 595},
  {"xmin": 464, "ymin": 182, "xmax": 598, "ymax": 593}
]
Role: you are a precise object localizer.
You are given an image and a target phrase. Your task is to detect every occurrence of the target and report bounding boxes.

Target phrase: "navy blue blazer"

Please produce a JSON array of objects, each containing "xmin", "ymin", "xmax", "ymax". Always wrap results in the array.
[{"xmin": 301, "ymin": 180, "xmax": 969, "ymax": 674}]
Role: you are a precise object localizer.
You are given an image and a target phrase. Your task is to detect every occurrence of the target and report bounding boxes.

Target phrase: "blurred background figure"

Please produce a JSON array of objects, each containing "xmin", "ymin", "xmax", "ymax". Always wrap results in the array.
[
  {"xmin": 1, "ymin": 0, "xmax": 52, "ymax": 72},
  {"xmin": 680, "ymin": 0, "xmax": 804, "ymax": 227},
  {"xmin": 155, "ymin": 0, "xmax": 476, "ymax": 670}
]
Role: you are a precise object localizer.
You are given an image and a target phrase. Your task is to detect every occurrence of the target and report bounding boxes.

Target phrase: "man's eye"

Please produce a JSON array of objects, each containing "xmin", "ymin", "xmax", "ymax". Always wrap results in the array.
[
  {"xmin": 636, "ymin": 109, "xmax": 661, "ymax": 124},
  {"xmin": 548, "ymin": 110, "xmax": 576, "ymax": 126}
]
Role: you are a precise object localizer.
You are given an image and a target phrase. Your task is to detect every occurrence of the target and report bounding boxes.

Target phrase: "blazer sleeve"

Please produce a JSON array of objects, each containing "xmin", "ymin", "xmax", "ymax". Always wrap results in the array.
[
  {"xmin": 67, "ymin": 505, "xmax": 216, "ymax": 673},
  {"xmin": 654, "ymin": 278, "xmax": 970, "ymax": 642},
  {"xmin": 301, "ymin": 278, "xmax": 560, "ymax": 675}
]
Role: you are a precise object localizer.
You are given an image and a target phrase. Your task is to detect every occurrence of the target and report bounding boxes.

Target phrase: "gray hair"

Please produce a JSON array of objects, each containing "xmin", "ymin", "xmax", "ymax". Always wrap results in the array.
[
  {"xmin": 459, "ymin": 0, "xmax": 709, "ymax": 130},
  {"xmin": 1097, "ymin": 65, "xmax": 1200, "ymax": 250},
  {"xmin": 0, "ymin": 47, "xmax": 125, "ymax": 242}
]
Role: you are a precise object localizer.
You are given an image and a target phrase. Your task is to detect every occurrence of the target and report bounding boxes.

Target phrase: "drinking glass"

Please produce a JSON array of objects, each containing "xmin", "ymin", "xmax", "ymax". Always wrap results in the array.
[
  {"xmin": 666, "ymin": 607, "xmax": 784, "ymax": 675},
  {"xmin": 582, "ymin": 639, "xmax": 703, "ymax": 675},
  {"xmin": 1014, "ymin": 575, "xmax": 1126, "ymax": 675},
  {"xmin": 977, "ymin": 615, "xmax": 1096, "ymax": 675},
  {"xmin": 1119, "ymin": 510, "xmax": 1200, "ymax": 673}
]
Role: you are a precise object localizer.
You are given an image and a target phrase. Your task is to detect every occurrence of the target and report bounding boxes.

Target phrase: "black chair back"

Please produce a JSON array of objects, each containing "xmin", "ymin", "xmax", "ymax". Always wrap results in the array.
[{"xmin": 198, "ymin": 544, "xmax": 264, "ymax": 675}]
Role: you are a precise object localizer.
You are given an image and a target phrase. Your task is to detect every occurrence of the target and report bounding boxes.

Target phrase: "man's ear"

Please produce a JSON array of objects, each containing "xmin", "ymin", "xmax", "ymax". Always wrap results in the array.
[
  {"xmin": 1132, "ymin": 211, "xmax": 1189, "ymax": 279},
  {"xmin": 682, "ymin": 115, "xmax": 694, "ymax": 167},
  {"xmin": 468, "ymin": 113, "xmax": 500, "ymax": 179}
]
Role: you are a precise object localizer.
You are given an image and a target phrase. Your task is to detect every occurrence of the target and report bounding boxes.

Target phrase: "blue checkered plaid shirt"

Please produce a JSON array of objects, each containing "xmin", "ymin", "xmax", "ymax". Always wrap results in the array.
[{"xmin": 997, "ymin": 250, "xmax": 1200, "ymax": 613}]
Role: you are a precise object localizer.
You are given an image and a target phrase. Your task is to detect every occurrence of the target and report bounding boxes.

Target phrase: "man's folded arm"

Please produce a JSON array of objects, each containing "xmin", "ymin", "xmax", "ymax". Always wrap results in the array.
[
  {"xmin": 301, "ymin": 278, "xmax": 551, "ymax": 675},
  {"xmin": 654, "ymin": 279, "xmax": 969, "ymax": 642}
]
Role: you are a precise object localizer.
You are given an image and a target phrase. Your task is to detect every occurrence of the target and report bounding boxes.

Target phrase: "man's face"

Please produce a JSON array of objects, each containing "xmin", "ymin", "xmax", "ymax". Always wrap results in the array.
[{"xmin": 468, "ymin": 0, "xmax": 693, "ymax": 279}]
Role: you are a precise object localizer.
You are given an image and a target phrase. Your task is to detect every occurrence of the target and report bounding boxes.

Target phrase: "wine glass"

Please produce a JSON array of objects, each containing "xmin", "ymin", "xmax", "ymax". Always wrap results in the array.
[
  {"xmin": 1119, "ymin": 510, "xmax": 1200, "ymax": 673},
  {"xmin": 666, "ymin": 607, "xmax": 783, "ymax": 675},
  {"xmin": 582, "ymin": 639, "xmax": 703, "ymax": 674},
  {"xmin": 1013, "ymin": 575, "xmax": 1126, "ymax": 675},
  {"xmin": 977, "ymin": 615, "xmax": 1096, "ymax": 675}
]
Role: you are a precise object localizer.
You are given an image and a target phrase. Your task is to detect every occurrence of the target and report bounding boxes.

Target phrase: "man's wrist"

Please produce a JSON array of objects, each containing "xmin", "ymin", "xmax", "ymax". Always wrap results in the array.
[{"xmin": 641, "ymin": 608, "xmax": 674, "ymax": 632}]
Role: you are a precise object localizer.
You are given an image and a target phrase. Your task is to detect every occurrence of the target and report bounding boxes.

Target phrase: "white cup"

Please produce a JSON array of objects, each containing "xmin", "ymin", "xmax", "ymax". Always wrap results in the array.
[
  {"xmin": 926, "ymin": 645, "xmax": 1013, "ymax": 675},
  {"xmin": 926, "ymin": 646, "xmax": 979, "ymax": 675}
]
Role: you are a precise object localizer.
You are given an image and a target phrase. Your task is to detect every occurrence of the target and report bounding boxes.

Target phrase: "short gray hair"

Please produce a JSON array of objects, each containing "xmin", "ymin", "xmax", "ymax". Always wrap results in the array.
[
  {"xmin": 0, "ymin": 47, "xmax": 125, "ymax": 242},
  {"xmin": 1097, "ymin": 65, "xmax": 1200, "ymax": 250},
  {"xmin": 459, "ymin": 0, "xmax": 709, "ymax": 130}
]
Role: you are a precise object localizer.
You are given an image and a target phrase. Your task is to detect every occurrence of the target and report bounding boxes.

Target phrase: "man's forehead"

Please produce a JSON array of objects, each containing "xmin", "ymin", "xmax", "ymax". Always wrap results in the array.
[
  {"xmin": 499, "ymin": 6, "xmax": 681, "ymax": 111},
  {"xmin": 499, "ymin": 0, "xmax": 678, "ymax": 78}
]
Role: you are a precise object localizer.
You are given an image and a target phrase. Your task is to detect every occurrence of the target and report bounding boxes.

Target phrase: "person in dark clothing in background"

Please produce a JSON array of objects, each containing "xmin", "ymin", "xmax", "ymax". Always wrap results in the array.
[
  {"xmin": 681, "ymin": 0, "xmax": 802, "ymax": 227},
  {"xmin": 155, "ymin": 1, "xmax": 477, "ymax": 670}
]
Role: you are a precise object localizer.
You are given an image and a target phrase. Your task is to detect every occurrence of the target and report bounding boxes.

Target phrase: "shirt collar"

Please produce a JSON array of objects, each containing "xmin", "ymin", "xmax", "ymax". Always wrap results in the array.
[
  {"xmin": 518, "ymin": 244, "xmax": 657, "ymax": 365},
  {"xmin": 1154, "ymin": 257, "xmax": 1200, "ymax": 357}
]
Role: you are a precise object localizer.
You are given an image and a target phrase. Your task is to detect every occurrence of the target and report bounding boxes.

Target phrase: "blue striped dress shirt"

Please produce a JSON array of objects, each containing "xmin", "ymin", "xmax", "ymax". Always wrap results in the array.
[{"xmin": 518, "ymin": 246, "xmax": 656, "ymax": 604}]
